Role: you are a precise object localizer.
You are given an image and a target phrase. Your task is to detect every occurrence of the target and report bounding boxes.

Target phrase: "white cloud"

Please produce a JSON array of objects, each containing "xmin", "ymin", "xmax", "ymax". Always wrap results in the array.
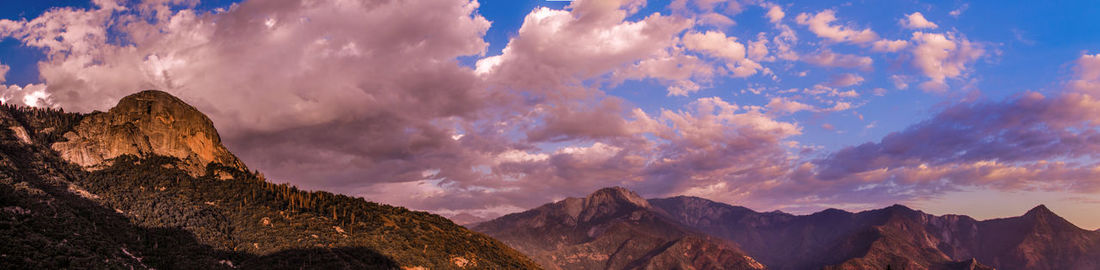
[
  {"xmin": 747, "ymin": 33, "xmax": 771, "ymax": 61},
  {"xmin": 682, "ymin": 31, "xmax": 764, "ymax": 78},
  {"xmin": 900, "ymin": 12, "xmax": 938, "ymax": 29},
  {"xmin": 496, "ymin": 150, "xmax": 550, "ymax": 164},
  {"xmin": 871, "ymin": 39, "xmax": 909, "ymax": 52},
  {"xmin": 802, "ymin": 50, "xmax": 873, "ymax": 70},
  {"xmin": 1069, "ymin": 53, "xmax": 1100, "ymax": 94},
  {"xmin": 683, "ymin": 31, "xmax": 747, "ymax": 63},
  {"xmin": 890, "ymin": 75, "xmax": 910, "ymax": 90},
  {"xmin": 910, "ymin": 32, "xmax": 985, "ymax": 92},
  {"xmin": 765, "ymin": 4, "xmax": 785, "ymax": 24},
  {"xmin": 766, "ymin": 97, "xmax": 813, "ymax": 115},
  {"xmin": 478, "ymin": 0, "xmax": 693, "ymax": 95},
  {"xmin": 0, "ymin": 83, "xmax": 49, "ymax": 108},
  {"xmin": 823, "ymin": 73, "xmax": 864, "ymax": 87},
  {"xmin": 795, "ymin": 10, "xmax": 879, "ymax": 44}
]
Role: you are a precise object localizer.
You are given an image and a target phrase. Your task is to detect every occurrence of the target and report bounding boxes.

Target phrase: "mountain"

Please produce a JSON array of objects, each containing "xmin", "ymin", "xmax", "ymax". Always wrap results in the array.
[
  {"xmin": 52, "ymin": 90, "xmax": 248, "ymax": 178},
  {"xmin": 472, "ymin": 187, "xmax": 765, "ymax": 270},
  {"xmin": 0, "ymin": 90, "xmax": 539, "ymax": 269},
  {"xmin": 652, "ymin": 196, "xmax": 1100, "ymax": 270}
]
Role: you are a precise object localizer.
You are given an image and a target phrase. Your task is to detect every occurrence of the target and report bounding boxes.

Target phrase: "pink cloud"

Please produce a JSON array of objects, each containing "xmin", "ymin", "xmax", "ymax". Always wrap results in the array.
[
  {"xmin": 909, "ymin": 32, "xmax": 985, "ymax": 92},
  {"xmin": 795, "ymin": 10, "xmax": 879, "ymax": 44},
  {"xmin": 802, "ymin": 50, "xmax": 873, "ymax": 70},
  {"xmin": 900, "ymin": 12, "xmax": 939, "ymax": 29}
]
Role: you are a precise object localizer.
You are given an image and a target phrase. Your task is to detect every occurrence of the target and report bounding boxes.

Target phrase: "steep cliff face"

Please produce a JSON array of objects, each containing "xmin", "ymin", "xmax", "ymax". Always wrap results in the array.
[
  {"xmin": 52, "ymin": 90, "xmax": 247, "ymax": 177},
  {"xmin": 473, "ymin": 187, "xmax": 765, "ymax": 270}
]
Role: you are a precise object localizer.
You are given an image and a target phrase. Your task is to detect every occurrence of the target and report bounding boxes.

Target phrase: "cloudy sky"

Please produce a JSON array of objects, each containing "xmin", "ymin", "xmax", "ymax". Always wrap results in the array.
[{"xmin": 2, "ymin": 0, "xmax": 1099, "ymax": 228}]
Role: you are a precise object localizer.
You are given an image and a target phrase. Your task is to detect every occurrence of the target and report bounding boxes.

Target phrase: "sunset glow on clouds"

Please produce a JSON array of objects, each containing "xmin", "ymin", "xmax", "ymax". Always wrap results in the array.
[{"xmin": 1, "ymin": 0, "xmax": 1099, "ymax": 228}]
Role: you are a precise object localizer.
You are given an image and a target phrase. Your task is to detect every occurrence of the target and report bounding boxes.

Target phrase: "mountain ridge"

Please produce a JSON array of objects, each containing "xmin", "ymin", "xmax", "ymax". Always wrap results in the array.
[
  {"xmin": 650, "ymin": 194, "xmax": 1100, "ymax": 270},
  {"xmin": 473, "ymin": 187, "xmax": 765, "ymax": 270},
  {"xmin": 0, "ymin": 90, "xmax": 540, "ymax": 269},
  {"xmin": 478, "ymin": 186, "xmax": 1099, "ymax": 270}
]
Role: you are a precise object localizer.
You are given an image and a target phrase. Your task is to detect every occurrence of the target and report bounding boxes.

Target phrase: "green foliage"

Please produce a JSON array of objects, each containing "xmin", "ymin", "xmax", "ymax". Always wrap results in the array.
[
  {"xmin": 80, "ymin": 155, "xmax": 538, "ymax": 269},
  {"xmin": 0, "ymin": 103, "xmax": 84, "ymax": 144}
]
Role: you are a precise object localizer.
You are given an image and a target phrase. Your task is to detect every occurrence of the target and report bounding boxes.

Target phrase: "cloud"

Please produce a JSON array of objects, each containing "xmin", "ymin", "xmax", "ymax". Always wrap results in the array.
[
  {"xmin": 795, "ymin": 10, "xmax": 879, "ymax": 44},
  {"xmin": 765, "ymin": 4, "xmax": 785, "ymax": 24},
  {"xmin": 766, "ymin": 97, "xmax": 813, "ymax": 115},
  {"xmin": 890, "ymin": 75, "xmax": 911, "ymax": 90},
  {"xmin": 900, "ymin": 12, "xmax": 938, "ymax": 29},
  {"xmin": 615, "ymin": 50, "xmax": 715, "ymax": 96},
  {"xmin": 910, "ymin": 32, "xmax": 985, "ymax": 91},
  {"xmin": 1069, "ymin": 53, "xmax": 1100, "ymax": 93},
  {"xmin": 0, "ymin": 64, "xmax": 8, "ymax": 83},
  {"xmin": 823, "ymin": 73, "xmax": 865, "ymax": 87},
  {"xmin": 0, "ymin": 0, "xmax": 507, "ymax": 201},
  {"xmin": 0, "ymin": 0, "xmax": 794, "ymax": 219},
  {"xmin": 4, "ymin": 0, "xmax": 1081, "ymax": 223},
  {"xmin": 802, "ymin": 49, "xmax": 873, "ymax": 70},
  {"xmin": 815, "ymin": 54, "xmax": 1100, "ymax": 194},
  {"xmin": 0, "ymin": 83, "xmax": 49, "ymax": 107},
  {"xmin": 950, "ymin": 4, "xmax": 969, "ymax": 17},
  {"xmin": 793, "ymin": 9, "xmax": 909, "ymax": 53},
  {"xmin": 871, "ymin": 39, "xmax": 909, "ymax": 52},
  {"xmin": 477, "ymin": 0, "xmax": 693, "ymax": 96},
  {"xmin": 815, "ymin": 92, "xmax": 1100, "ymax": 195},
  {"xmin": 682, "ymin": 31, "xmax": 764, "ymax": 78}
]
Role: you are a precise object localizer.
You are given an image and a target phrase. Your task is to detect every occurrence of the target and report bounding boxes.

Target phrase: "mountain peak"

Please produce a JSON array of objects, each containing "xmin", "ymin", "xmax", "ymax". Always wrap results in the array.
[
  {"xmin": 882, "ymin": 204, "xmax": 918, "ymax": 214},
  {"xmin": 52, "ymin": 90, "xmax": 248, "ymax": 177},
  {"xmin": 1025, "ymin": 204, "xmax": 1052, "ymax": 216},
  {"xmin": 585, "ymin": 186, "xmax": 650, "ymax": 209},
  {"xmin": 1019, "ymin": 204, "xmax": 1085, "ymax": 231}
]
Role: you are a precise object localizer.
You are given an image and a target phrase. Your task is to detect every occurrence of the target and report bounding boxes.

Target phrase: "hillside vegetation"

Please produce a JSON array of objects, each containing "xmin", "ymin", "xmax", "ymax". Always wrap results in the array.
[{"xmin": 0, "ymin": 96, "xmax": 539, "ymax": 269}]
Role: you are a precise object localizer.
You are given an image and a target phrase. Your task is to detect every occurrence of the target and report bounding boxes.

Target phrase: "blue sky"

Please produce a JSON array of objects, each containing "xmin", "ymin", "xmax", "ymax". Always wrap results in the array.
[{"xmin": 2, "ymin": 0, "xmax": 1100, "ymax": 228}]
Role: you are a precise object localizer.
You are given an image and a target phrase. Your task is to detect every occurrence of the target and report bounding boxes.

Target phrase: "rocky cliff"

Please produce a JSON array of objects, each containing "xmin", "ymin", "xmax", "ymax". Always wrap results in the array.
[{"xmin": 51, "ymin": 90, "xmax": 247, "ymax": 177}]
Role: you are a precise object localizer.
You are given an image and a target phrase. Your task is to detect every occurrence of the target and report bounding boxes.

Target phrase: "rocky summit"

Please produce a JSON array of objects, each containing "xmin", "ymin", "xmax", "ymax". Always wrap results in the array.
[
  {"xmin": 473, "ymin": 187, "xmax": 766, "ymax": 270},
  {"xmin": 51, "ymin": 90, "xmax": 247, "ymax": 178}
]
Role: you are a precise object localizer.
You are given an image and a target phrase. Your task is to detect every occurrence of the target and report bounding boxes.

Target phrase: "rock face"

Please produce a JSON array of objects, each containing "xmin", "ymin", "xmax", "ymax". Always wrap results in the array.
[
  {"xmin": 52, "ymin": 90, "xmax": 247, "ymax": 177},
  {"xmin": 473, "ymin": 187, "xmax": 765, "ymax": 270},
  {"xmin": 652, "ymin": 197, "xmax": 1100, "ymax": 270}
]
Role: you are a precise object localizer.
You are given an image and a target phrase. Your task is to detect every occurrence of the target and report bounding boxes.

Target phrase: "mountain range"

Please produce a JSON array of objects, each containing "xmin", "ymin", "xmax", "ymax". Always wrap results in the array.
[
  {"xmin": 476, "ymin": 188, "xmax": 1100, "ymax": 270},
  {"xmin": 2, "ymin": 89, "xmax": 1099, "ymax": 270}
]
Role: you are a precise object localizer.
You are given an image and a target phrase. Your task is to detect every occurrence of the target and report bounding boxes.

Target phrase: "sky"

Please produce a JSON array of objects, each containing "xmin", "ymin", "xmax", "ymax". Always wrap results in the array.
[{"xmin": 1, "ymin": 0, "xmax": 1099, "ymax": 229}]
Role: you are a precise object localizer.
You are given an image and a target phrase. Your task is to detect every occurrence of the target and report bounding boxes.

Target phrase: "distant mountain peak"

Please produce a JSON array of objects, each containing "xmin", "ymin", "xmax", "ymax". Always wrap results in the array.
[
  {"xmin": 473, "ymin": 187, "xmax": 765, "ymax": 269},
  {"xmin": 1019, "ymin": 204, "xmax": 1083, "ymax": 231},
  {"xmin": 585, "ymin": 186, "xmax": 650, "ymax": 209},
  {"xmin": 815, "ymin": 208, "xmax": 852, "ymax": 216},
  {"xmin": 881, "ymin": 204, "xmax": 919, "ymax": 216},
  {"xmin": 1025, "ymin": 204, "xmax": 1053, "ymax": 217}
]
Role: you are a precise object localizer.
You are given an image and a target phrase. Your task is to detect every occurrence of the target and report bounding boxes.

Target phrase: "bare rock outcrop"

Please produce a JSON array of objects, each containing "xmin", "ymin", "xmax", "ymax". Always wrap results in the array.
[{"xmin": 52, "ymin": 90, "xmax": 247, "ymax": 177}]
